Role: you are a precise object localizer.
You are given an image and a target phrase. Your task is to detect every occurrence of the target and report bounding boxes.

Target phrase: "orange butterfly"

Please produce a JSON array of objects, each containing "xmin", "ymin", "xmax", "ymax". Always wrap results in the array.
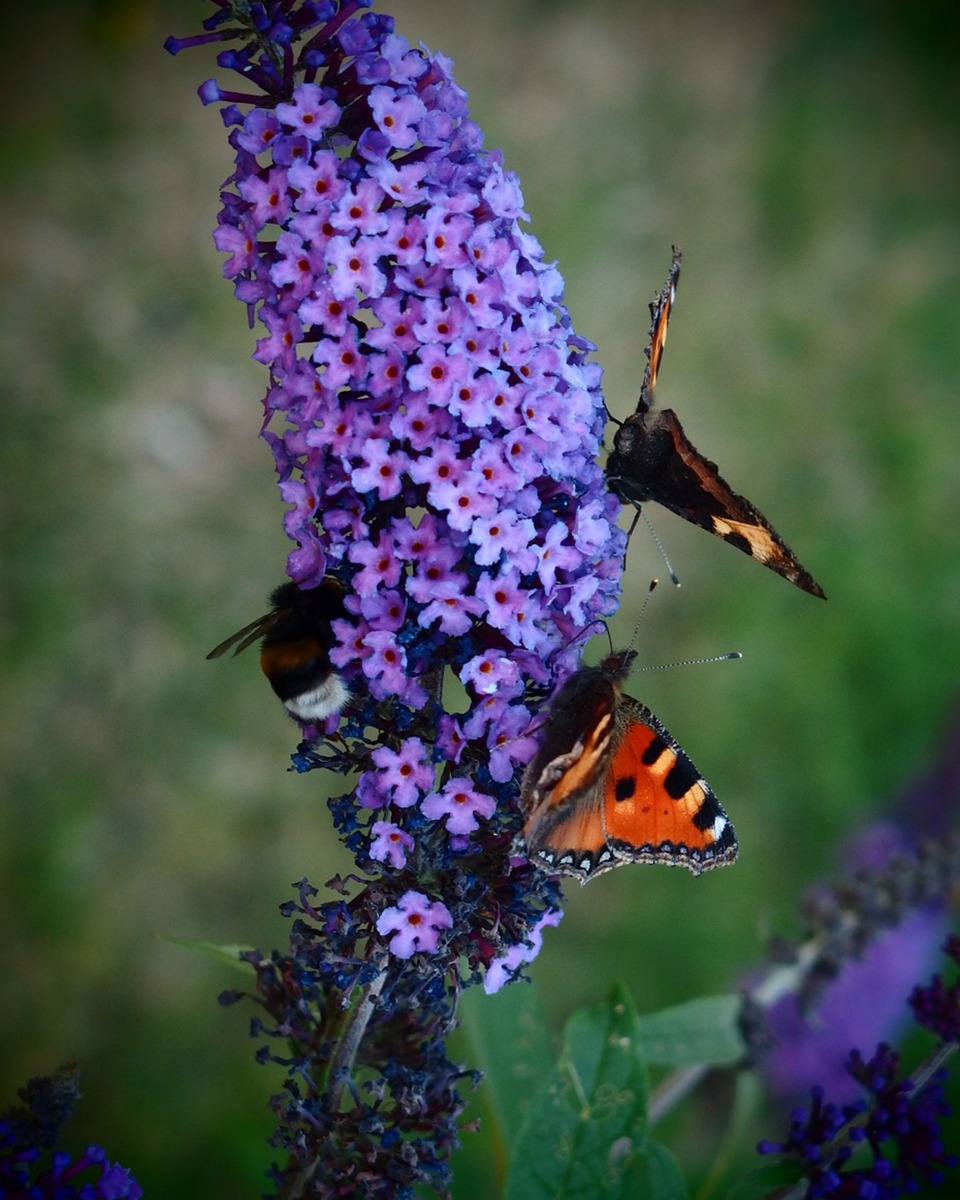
[
  {"xmin": 605, "ymin": 247, "xmax": 826, "ymax": 599},
  {"xmin": 520, "ymin": 649, "xmax": 737, "ymax": 881}
]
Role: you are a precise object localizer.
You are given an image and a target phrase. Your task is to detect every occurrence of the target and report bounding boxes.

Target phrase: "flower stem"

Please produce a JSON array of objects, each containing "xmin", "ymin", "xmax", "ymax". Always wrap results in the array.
[
  {"xmin": 281, "ymin": 965, "xmax": 389, "ymax": 1200},
  {"xmin": 326, "ymin": 964, "xmax": 388, "ymax": 1112},
  {"xmin": 648, "ymin": 1064, "xmax": 708, "ymax": 1126}
]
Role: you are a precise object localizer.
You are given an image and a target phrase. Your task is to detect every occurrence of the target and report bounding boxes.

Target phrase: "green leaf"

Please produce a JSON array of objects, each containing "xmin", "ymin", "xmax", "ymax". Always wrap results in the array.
[
  {"xmin": 161, "ymin": 936, "xmax": 256, "ymax": 976},
  {"xmin": 635, "ymin": 994, "xmax": 745, "ymax": 1067},
  {"xmin": 724, "ymin": 1159, "xmax": 803, "ymax": 1200},
  {"xmin": 504, "ymin": 983, "xmax": 650, "ymax": 1200},
  {"xmin": 628, "ymin": 1140, "xmax": 690, "ymax": 1200},
  {"xmin": 459, "ymin": 980, "xmax": 556, "ymax": 1151}
]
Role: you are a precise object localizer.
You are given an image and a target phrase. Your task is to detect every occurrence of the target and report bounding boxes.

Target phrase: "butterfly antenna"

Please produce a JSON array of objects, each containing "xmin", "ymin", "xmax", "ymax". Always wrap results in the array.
[
  {"xmin": 639, "ymin": 508, "xmax": 681, "ymax": 587},
  {"xmin": 635, "ymin": 650, "xmax": 742, "ymax": 673},
  {"xmin": 623, "ymin": 578, "xmax": 660, "ymax": 651},
  {"xmin": 555, "ymin": 616, "xmax": 608, "ymax": 660}
]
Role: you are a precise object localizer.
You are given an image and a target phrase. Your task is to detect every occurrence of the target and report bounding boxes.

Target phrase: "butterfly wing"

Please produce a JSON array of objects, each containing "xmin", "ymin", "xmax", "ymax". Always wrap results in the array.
[
  {"xmin": 606, "ymin": 248, "xmax": 825, "ymax": 599},
  {"xmin": 521, "ymin": 668, "xmax": 738, "ymax": 881},
  {"xmin": 524, "ymin": 775, "xmax": 619, "ymax": 881},
  {"xmin": 637, "ymin": 409, "xmax": 826, "ymax": 598},
  {"xmin": 520, "ymin": 663, "xmax": 625, "ymax": 880},
  {"xmin": 637, "ymin": 246, "xmax": 682, "ymax": 416},
  {"xmin": 601, "ymin": 696, "xmax": 738, "ymax": 875}
]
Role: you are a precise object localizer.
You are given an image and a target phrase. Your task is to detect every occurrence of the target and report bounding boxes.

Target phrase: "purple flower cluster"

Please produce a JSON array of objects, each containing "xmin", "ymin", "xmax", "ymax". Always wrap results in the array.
[
  {"xmin": 759, "ymin": 1042, "xmax": 955, "ymax": 1198},
  {"xmin": 758, "ymin": 821, "xmax": 955, "ymax": 1106},
  {"xmin": 170, "ymin": 1, "xmax": 625, "ymax": 1193},
  {"xmin": 910, "ymin": 934, "xmax": 960, "ymax": 1044},
  {"xmin": 1, "ymin": 1067, "xmax": 142, "ymax": 1200},
  {"xmin": 750, "ymin": 767, "xmax": 960, "ymax": 1198},
  {"xmin": 174, "ymin": 0, "xmax": 621, "ymax": 944},
  {"xmin": 758, "ymin": 927, "xmax": 960, "ymax": 1198}
]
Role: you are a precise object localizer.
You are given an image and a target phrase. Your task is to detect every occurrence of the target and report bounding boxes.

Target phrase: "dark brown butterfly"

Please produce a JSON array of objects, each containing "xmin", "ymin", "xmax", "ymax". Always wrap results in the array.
[
  {"xmin": 206, "ymin": 578, "xmax": 350, "ymax": 722},
  {"xmin": 520, "ymin": 649, "xmax": 737, "ymax": 882},
  {"xmin": 605, "ymin": 248, "xmax": 825, "ymax": 598}
]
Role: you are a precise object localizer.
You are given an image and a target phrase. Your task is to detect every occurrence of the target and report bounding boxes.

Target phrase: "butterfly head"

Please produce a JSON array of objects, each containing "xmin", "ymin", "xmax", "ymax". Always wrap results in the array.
[{"xmin": 597, "ymin": 647, "xmax": 638, "ymax": 683}]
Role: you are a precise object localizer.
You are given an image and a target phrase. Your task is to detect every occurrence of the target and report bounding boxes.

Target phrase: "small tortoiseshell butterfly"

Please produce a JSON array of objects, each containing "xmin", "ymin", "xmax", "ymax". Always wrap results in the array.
[
  {"xmin": 605, "ymin": 247, "xmax": 826, "ymax": 599},
  {"xmin": 520, "ymin": 649, "xmax": 737, "ymax": 882}
]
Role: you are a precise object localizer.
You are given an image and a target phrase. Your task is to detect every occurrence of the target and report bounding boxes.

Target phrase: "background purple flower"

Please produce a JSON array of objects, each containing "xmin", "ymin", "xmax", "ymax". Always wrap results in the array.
[{"xmin": 751, "ymin": 700, "xmax": 960, "ymax": 1102}]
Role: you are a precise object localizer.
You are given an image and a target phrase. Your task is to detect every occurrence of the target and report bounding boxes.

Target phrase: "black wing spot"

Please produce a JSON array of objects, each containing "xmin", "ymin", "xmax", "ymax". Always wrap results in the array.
[
  {"xmin": 692, "ymin": 794, "xmax": 721, "ymax": 831},
  {"xmin": 615, "ymin": 774, "xmax": 636, "ymax": 803},
  {"xmin": 640, "ymin": 734, "xmax": 669, "ymax": 766},
  {"xmin": 664, "ymin": 755, "xmax": 699, "ymax": 800}
]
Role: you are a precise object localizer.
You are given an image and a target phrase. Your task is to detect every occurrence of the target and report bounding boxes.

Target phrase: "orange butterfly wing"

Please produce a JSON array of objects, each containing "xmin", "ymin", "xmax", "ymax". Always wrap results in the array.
[{"xmin": 601, "ymin": 698, "xmax": 738, "ymax": 875}]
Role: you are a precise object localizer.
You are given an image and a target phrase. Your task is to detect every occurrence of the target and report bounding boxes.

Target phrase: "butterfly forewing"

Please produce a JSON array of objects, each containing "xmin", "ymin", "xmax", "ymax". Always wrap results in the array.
[
  {"xmin": 639, "ymin": 246, "xmax": 681, "ymax": 410},
  {"xmin": 602, "ymin": 698, "xmax": 738, "ymax": 875},
  {"xmin": 520, "ymin": 682, "xmax": 620, "ymax": 852}
]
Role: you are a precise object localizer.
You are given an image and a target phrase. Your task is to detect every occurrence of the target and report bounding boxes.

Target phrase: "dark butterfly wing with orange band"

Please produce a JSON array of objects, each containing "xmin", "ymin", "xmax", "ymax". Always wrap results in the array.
[{"xmin": 605, "ymin": 248, "xmax": 825, "ymax": 599}]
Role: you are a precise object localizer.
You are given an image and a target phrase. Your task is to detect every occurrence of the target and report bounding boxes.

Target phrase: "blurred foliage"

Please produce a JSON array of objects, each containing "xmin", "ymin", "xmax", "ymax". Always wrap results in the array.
[{"xmin": 1, "ymin": 0, "xmax": 958, "ymax": 1195}]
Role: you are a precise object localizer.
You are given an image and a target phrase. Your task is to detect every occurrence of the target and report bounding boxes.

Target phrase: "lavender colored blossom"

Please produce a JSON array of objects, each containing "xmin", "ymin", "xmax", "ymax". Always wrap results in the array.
[
  {"xmin": 420, "ymin": 777, "xmax": 497, "ymax": 837},
  {"xmin": 169, "ymin": 1, "xmax": 625, "ymax": 1192},
  {"xmin": 369, "ymin": 819, "xmax": 414, "ymax": 867},
  {"xmin": 484, "ymin": 907, "xmax": 564, "ymax": 995},
  {"xmin": 375, "ymin": 889, "xmax": 454, "ymax": 958}
]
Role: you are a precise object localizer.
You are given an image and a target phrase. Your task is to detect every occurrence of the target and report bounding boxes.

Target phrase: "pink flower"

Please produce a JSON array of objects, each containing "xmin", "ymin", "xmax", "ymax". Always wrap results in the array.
[
  {"xmin": 376, "ymin": 891, "xmax": 453, "ymax": 959},
  {"xmin": 369, "ymin": 821, "xmax": 415, "ymax": 869},
  {"xmin": 421, "ymin": 778, "xmax": 496, "ymax": 836}
]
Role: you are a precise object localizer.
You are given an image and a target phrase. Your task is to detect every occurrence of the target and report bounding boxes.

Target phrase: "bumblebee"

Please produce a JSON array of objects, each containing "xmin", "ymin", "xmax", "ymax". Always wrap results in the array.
[{"xmin": 207, "ymin": 578, "xmax": 350, "ymax": 721}]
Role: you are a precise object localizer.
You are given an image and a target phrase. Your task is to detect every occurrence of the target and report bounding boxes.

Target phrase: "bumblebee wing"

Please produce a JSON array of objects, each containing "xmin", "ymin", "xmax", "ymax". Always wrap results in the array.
[{"xmin": 205, "ymin": 609, "xmax": 284, "ymax": 659}]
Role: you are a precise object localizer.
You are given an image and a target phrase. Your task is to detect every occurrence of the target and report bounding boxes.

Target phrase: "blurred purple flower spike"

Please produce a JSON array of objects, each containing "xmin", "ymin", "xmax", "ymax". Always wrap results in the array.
[{"xmin": 757, "ymin": 709, "xmax": 960, "ymax": 1106}]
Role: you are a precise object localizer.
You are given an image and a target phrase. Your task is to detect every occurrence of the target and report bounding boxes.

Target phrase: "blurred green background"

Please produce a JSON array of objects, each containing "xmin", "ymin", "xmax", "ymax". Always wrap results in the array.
[{"xmin": 3, "ymin": 0, "xmax": 959, "ymax": 1194}]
